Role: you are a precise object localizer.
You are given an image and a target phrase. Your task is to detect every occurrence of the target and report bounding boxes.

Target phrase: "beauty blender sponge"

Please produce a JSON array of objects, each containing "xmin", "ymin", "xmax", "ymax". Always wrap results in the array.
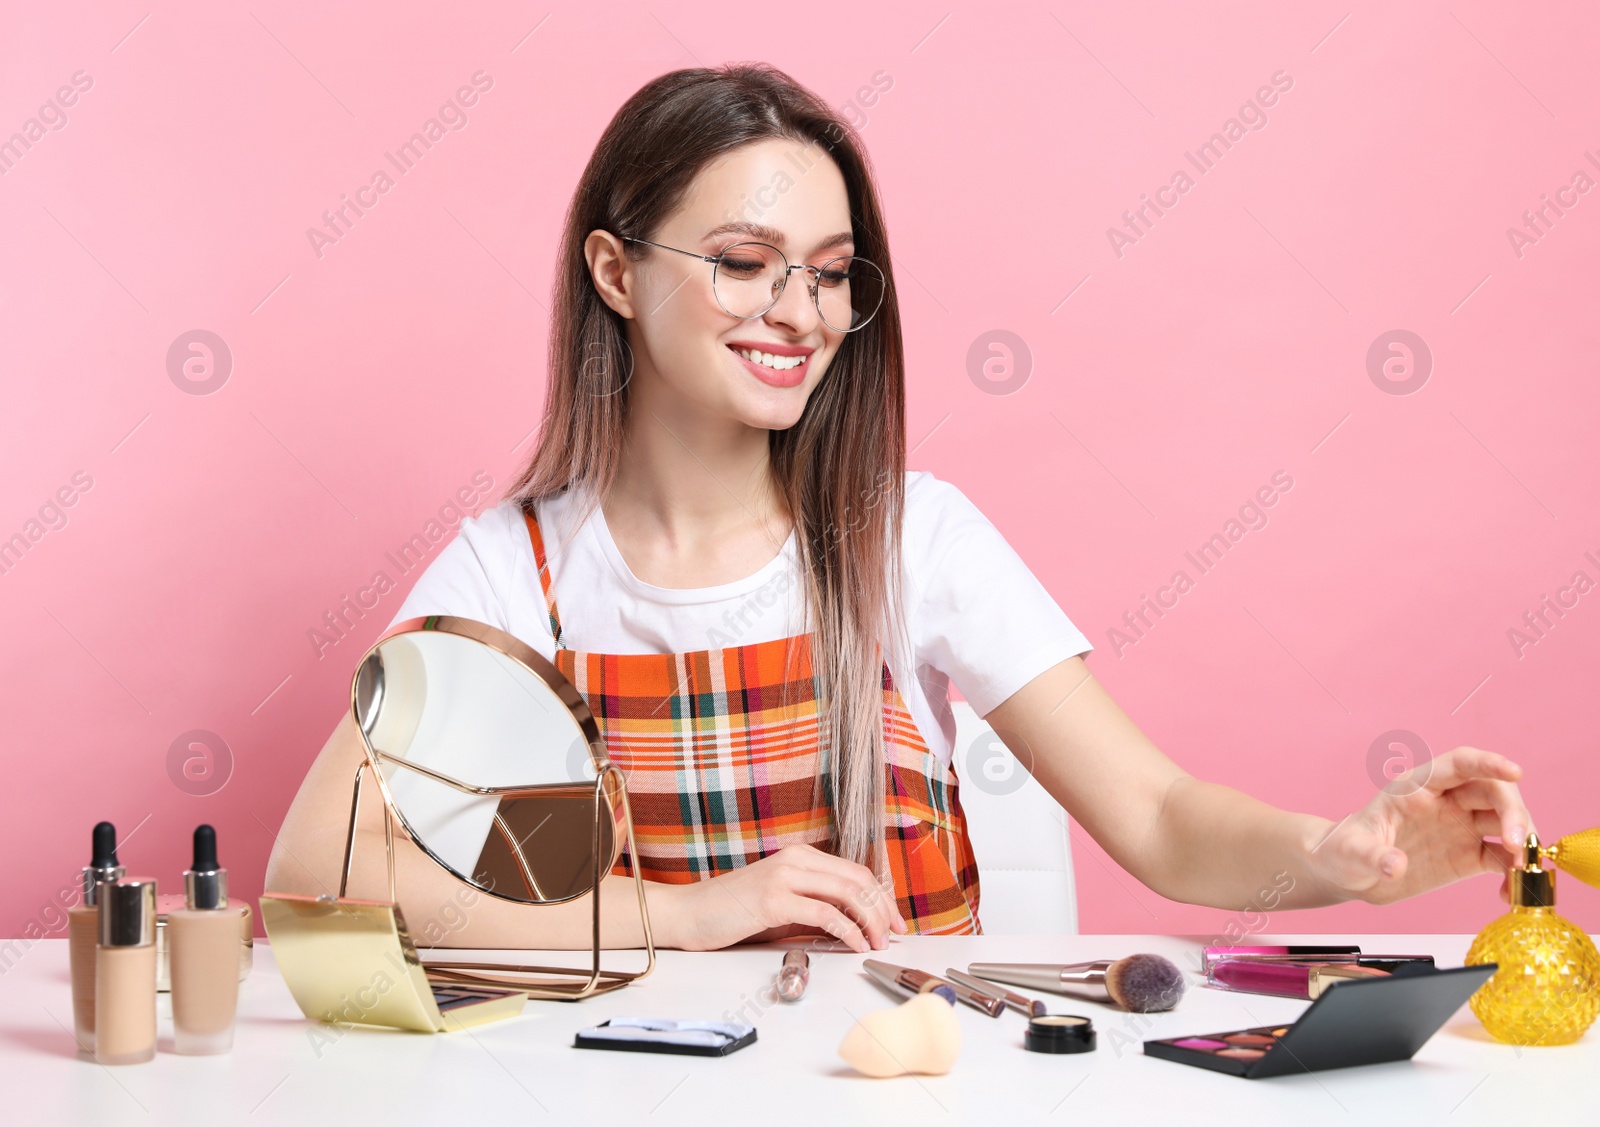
[{"xmin": 838, "ymin": 993, "xmax": 962, "ymax": 1077}]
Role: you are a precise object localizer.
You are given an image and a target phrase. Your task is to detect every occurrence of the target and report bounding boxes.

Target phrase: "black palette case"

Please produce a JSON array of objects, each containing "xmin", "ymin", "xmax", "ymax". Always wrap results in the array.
[{"xmin": 1144, "ymin": 964, "xmax": 1498, "ymax": 1079}]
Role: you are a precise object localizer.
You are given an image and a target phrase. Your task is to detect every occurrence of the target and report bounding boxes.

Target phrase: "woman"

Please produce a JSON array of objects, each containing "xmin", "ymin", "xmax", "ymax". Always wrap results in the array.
[{"xmin": 268, "ymin": 63, "xmax": 1530, "ymax": 953}]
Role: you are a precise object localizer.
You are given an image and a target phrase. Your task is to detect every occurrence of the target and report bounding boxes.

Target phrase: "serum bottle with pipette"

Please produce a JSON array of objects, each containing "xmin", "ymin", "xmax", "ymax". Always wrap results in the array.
[
  {"xmin": 68, "ymin": 821, "xmax": 123, "ymax": 1055},
  {"xmin": 167, "ymin": 825, "xmax": 244, "ymax": 1054}
]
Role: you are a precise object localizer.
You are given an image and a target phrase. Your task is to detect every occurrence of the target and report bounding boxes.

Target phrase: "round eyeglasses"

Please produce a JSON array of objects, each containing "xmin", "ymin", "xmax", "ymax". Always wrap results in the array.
[{"xmin": 621, "ymin": 236, "xmax": 887, "ymax": 333}]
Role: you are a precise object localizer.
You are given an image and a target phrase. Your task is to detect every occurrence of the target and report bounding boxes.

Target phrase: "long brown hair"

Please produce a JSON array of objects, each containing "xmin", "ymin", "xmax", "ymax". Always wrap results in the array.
[{"xmin": 507, "ymin": 63, "xmax": 907, "ymax": 876}]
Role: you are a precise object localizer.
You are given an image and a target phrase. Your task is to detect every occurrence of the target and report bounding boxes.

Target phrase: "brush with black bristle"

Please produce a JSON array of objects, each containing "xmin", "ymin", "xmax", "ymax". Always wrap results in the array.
[{"xmin": 967, "ymin": 954, "xmax": 1187, "ymax": 1013}]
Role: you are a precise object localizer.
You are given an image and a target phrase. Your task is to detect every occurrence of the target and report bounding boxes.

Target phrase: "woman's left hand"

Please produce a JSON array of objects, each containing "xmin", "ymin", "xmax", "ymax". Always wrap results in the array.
[{"xmin": 1309, "ymin": 746, "xmax": 1532, "ymax": 906}]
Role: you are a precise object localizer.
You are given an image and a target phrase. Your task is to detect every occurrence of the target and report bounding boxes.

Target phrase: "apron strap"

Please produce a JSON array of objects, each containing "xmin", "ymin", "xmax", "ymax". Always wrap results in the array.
[{"xmin": 521, "ymin": 506, "xmax": 566, "ymax": 649}]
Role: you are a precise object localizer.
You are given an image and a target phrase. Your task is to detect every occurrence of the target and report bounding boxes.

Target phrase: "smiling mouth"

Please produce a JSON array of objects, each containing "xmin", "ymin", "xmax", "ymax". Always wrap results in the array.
[{"xmin": 729, "ymin": 345, "xmax": 808, "ymax": 372}]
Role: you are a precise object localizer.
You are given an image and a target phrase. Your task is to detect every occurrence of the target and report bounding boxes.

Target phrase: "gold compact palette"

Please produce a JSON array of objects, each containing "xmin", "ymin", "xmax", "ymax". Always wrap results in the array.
[{"xmin": 1144, "ymin": 965, "xmax": 1497, "ymax": 1079}]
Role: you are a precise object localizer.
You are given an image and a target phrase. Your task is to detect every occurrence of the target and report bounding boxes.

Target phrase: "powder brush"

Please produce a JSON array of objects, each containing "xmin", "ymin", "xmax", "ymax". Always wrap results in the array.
[{"xmin": 968, "ymin": 954, "xmax": 1186, "ymax": 1013}]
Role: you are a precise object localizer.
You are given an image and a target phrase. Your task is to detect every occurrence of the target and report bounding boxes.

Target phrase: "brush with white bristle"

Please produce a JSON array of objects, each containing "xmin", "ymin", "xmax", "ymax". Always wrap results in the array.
[{"xmin": 967, "ymin": 954, "xmax": 1187, "ymax": 1013}]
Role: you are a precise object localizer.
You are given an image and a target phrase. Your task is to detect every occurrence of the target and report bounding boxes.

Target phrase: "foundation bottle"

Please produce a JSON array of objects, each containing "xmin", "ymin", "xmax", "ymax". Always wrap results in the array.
[
  {"xmin": 168, "ymin": 825, "xmax": 242, "ymax": 1054},
  {"xmin": 157, "ymin": 896, "xmax": 252, "ymax": 993},
  {"xmin": 68, "ymin": 821, "xmax": 124, "ymax": 1055},
  {"xmin": 94, "ymin": 878, "xmax": 157, "ymax": 1065}
]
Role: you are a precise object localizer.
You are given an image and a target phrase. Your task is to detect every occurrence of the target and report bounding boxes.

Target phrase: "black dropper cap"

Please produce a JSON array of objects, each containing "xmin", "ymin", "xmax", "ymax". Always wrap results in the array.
[
  {"xmin": 192, "ymin": 824, "xmax": 219, "ymax": 871},
  {"xmin": 91, "ymin": 821, "xmax": 118, "ymax": 867},
  {"xmin": 184, "ymin": 824, "xmax": 227, "ymax": 909},
  {"xmin": 82, "ymin": 821, "xmax": 125, "ymax": 906}
]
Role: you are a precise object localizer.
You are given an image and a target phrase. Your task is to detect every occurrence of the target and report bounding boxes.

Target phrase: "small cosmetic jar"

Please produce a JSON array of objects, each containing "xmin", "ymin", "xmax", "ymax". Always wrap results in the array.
[{"xmin": 1025, "ymin": 1014, "xmax": 1097, "ymax": 1054}]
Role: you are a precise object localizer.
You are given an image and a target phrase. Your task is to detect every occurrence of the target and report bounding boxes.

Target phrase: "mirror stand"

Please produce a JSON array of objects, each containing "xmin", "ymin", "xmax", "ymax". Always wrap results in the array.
[
  {"xmin": 350, "ymin": 750, "xmax": 655, "ymax": 1000},
  {"xmin": 263, "ymin": 615, "xmax": 657, "ymax": 1031},
  {"xmin": 262, "ymin": 759, "xmax": 655, "ymax": 1032}
]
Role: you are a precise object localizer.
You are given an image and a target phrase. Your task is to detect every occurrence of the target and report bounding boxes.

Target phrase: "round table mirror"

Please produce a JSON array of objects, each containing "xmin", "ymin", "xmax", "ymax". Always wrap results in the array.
[{"xmin": 351, "ymin": 616, "xmax": 621, "ymax": 904}]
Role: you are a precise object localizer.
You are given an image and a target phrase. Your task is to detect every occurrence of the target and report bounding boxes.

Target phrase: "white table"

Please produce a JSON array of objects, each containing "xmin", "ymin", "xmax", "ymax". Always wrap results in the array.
[{"xmin": 2, "ymin": 933, "xmax": 1595, "ymax": 1125}]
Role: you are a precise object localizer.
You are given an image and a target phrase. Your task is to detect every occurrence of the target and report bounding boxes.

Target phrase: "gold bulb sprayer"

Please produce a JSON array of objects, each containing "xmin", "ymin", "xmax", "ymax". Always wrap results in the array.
[{"xmin": 1542, "ymin": 826, "xmax": 1600, "ymax": 892}]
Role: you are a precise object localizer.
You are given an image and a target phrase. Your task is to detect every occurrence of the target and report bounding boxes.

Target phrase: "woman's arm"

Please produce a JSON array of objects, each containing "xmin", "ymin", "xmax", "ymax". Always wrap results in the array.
[
  {"xmin": 266, "ymin": 711, "xmax": 905, "ymax": 952},
  {"xmin": 985, "ymin": 656, "xmax": 1530, "ymax": 910}
]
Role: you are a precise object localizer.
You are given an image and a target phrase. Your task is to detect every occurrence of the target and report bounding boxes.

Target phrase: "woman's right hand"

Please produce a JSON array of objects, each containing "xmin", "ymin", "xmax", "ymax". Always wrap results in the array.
[{"xmin": 664, "ymin": 844, "xmax": 909, "ymax": 953}]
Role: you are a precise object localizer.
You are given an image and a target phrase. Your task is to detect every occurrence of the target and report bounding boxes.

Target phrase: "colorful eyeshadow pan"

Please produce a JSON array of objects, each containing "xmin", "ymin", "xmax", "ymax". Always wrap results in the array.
[
  {"xmin": 1143, "ymin": 1026, "xmax": 1281, "ymax": 1073},
  {"xmin": 1223, "ymin": 1033, "xmax": 1277, "ymax": 1046}
]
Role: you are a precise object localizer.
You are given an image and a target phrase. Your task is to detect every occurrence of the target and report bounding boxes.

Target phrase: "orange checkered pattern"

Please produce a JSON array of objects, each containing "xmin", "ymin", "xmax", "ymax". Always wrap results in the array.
[{"xmin": 525, "ymin": 508, "xmax": 981, "ymax": 935}]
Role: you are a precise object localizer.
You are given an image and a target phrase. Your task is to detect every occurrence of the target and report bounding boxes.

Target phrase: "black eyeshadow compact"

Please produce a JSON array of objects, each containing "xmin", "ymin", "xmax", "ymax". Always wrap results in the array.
[{"xmin": 1144, "ymin": 964, "xmax": 1496, "ymax": 1078}]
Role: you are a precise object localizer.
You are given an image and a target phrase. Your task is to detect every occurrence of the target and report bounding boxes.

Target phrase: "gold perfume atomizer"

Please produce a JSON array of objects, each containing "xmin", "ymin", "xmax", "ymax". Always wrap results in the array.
[{"xmin": 1465, "ymin": 827, "xmax": 1600, "ymax": 1046}]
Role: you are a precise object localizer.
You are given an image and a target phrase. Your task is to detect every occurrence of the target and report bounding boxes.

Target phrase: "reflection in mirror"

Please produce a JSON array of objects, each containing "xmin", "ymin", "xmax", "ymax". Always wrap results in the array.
[{"xmin": 353, "ymin": 622, "xmax": 619, "ymax": 905}]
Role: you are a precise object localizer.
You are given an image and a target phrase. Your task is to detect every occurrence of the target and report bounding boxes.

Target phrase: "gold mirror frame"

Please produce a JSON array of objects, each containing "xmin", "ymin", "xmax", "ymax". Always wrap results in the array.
[
  {"xmin": 351, "ymin": 616, "xmax": 624, "ymax": 906},
  {"xmin": 266, "ymin": 615, "xmax": 654, "ymax": 1008}
]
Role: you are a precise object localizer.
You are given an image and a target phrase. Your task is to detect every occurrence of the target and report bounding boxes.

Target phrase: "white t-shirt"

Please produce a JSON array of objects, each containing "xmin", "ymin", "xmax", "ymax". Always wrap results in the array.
[{"xmin": 386, "ymin": 471, "xmax": 1093, "ymax": 769}]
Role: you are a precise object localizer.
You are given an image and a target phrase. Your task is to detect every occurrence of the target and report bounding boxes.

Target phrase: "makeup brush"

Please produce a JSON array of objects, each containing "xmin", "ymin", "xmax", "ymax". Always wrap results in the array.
[{"xmin": 968, "ymin": 954, "xmax": 1187, "ymax": 1013}]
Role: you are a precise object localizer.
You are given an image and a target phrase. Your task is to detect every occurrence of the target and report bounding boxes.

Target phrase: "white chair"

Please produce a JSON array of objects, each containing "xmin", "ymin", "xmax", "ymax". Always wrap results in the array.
[{"xmin": 950, "ymin": 700, "xmax": 1078, "ymax": 934}]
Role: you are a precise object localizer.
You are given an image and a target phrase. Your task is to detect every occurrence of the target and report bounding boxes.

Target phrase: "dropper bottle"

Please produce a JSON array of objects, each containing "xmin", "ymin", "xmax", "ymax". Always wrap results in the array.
[
  {"xmin": 167, "ymin": 825, "xmax": 242, "ymax": 1054},
  {"xmin": 94, "ymin": 877, "xmax": 158, "ymax": 1064},
  {"xmin": 68, "ymin": 821, "xmax": 124, "ymax": 1054}
]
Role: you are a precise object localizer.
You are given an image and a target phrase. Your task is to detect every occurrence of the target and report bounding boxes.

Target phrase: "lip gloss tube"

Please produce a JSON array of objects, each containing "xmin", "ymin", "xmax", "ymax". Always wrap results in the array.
[
  {"xmin": 1200, "ymin": 944, "xmax": 1360, "ymax": 973},
  {"xmin": 776, "ymin": 950, "xmax": 810, "ymax": 1002},
  {"xmin": 1206, "ymin": 959, "xmax": 1388, "ymax": 1000},
  {"xmin": 1212, "ymin": 953, "xmax": 1436, "ymax": 975}
]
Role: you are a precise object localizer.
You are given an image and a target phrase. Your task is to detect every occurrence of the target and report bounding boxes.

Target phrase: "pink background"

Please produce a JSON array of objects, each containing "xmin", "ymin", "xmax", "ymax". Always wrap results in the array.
[{"xmin": 3, "ymin": 2, "xmax": 1597, "ymax": 942}]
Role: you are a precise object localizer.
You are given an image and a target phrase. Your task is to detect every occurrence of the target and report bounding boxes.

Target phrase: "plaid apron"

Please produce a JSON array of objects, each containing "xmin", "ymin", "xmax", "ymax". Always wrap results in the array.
[{"xmin": 525, "ymin": 509, "xmax": 981, "ymax": 934}]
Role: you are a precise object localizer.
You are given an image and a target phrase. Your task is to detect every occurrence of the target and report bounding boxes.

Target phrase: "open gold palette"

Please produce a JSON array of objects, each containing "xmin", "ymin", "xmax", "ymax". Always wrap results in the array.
[{"xmin": 1144, "ymin": 964, "xmax": 1496, "ymax": 1078}]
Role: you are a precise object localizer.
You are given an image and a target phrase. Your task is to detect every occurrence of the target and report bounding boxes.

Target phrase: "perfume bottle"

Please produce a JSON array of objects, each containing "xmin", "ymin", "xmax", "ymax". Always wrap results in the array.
[{"xmin": 1465, "ymin": 828, "xmax": 1600, "ymax": 1046}]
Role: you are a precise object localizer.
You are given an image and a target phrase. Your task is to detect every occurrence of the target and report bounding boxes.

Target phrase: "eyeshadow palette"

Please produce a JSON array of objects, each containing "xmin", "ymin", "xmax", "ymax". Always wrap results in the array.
[{"xmin": 1144, "ymin": 964, "xmax": 1497, "ymax": 1079}]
